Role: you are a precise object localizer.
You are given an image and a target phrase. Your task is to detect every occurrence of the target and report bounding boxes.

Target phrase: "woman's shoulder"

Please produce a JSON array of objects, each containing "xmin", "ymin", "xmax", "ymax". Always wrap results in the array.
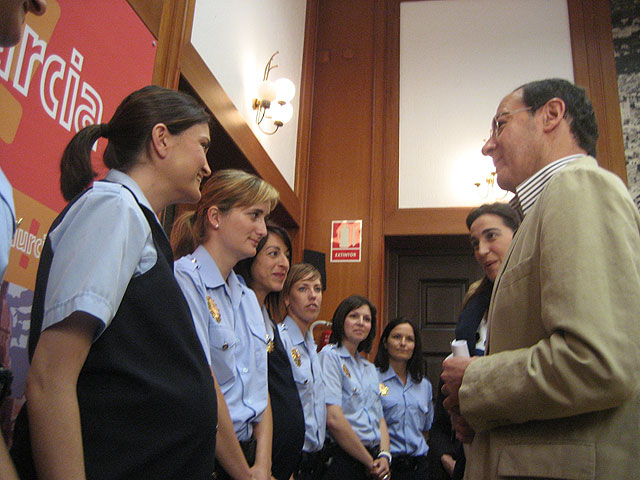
[
  {"xmin": 174, "ymin": 254, "xmax": 198, "ymax": 275},
  {"xmin": 318, "ymin": 343, "xmax": 342, "ymax": 365}
]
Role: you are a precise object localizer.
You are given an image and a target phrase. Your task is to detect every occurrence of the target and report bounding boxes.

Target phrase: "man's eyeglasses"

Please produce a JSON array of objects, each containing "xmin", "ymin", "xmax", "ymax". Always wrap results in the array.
[{"xmin": 488, "ymin": 106, "xmax": 532, "ymax": 141}]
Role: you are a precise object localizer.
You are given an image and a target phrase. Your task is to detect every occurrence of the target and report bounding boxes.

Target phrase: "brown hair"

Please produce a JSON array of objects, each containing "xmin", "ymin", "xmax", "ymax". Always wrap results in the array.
[
  {"xmin": 60, "ymin": 85, "xmax": 210, "ymax": 201},
  {"xmin": 170, "ymin": 169, "xmax": 279, "ymax": 259}
]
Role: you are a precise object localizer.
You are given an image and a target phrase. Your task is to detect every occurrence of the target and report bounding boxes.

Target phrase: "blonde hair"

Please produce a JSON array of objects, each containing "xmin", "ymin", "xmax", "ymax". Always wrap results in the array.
[{"xmin": 171, "ymin": 169, "xmax": 279, "ymax": 259}]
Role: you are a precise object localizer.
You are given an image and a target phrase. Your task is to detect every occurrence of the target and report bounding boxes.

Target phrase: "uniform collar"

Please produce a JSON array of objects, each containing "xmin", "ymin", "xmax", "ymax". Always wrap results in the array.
[
  {"xmin": 192, "ymin": 245, "xmax": 244, "ymax": 296},
  {"xmin": 283, "ymin": 315, "xmax": 306, "ymax": 345},
  {"xmin": 105, "ymin": 169, "xmax": 155, "ymax": 216},
  {"xmin": 380, "ymin": 365, "xmax": 414, "ymax": 386}
]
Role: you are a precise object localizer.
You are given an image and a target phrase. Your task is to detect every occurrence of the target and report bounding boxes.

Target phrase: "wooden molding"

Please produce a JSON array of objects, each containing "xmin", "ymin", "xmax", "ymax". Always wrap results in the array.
[
  {"xmin": 128, "ymin": 0, "xmax": 301, "ymax": 229},
  {"xmin": 382, "ymin": 0, "xmax": 628, "ymax": 239},
  {"xmin": 292, "ymin": 0, "xmax": 320, "ymax": 259},
  {"xmin": 180, "ymin": 44, "xmax": 301, "ymax": 228},
  {"xmin": 127, "ymin": 0, "xmax": 162, "ymax": 39},
  {"xmin": 152, "ymin": 0, "xmax": 195, "ymax": 89},
  {"xmin": 568, "ymin": 0, "xmax": 626, "ymax": 182}
]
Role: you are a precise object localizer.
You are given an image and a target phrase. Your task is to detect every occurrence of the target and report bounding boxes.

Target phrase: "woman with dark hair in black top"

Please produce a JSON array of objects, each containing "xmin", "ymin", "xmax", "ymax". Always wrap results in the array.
[
  {"xmin": 12, "ymin": 86, "xmax": 218, "ymax": 480},
  {"xmin": 235, "ymin": 223, "xmax": 305, "ymax": 480},
  {"xmin": 430, "ymin": 202, "xmax": 519, "ymax": 480}
]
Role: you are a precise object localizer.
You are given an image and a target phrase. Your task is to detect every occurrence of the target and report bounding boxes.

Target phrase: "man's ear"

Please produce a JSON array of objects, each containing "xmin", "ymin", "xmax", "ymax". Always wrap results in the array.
[
  {"xmin": 150, "ymin": 123, "xmax": 170, "ymax": 158},
  {"xmin": 542, "ymin": 97, "xmax": 566, "ymax": 132}
]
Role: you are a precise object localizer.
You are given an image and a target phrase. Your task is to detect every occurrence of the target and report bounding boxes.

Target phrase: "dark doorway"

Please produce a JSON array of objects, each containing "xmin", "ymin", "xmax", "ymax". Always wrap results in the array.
[{"xmin": 386, "ymin": 235, "xmax": 483, "ymax": 396}]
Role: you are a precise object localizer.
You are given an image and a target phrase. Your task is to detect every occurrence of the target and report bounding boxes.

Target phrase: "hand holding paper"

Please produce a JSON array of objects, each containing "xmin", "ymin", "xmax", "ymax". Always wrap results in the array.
[{"xmin": 451, "ymin": 339, "xmax": 470, "ymax": 358}]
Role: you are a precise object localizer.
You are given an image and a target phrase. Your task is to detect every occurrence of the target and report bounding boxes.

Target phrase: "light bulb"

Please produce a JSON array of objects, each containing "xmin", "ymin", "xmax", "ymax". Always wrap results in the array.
[
  {"xmin": 257, "ymin": 81, "xmax": 277, "ymax": 102},
  {"xmin": 274, "ymin": 78, "xmax": 296, "ymax": 103},
  {"xmin": 271, "ymin": 102, "xmax": 293, "ymax": 125}
]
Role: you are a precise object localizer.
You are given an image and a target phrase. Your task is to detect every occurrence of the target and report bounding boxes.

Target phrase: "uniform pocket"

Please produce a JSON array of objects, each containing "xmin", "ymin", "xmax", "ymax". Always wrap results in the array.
[{"xmin": 209, "ymin": 327, "xmax": 238, "ymax": 385}]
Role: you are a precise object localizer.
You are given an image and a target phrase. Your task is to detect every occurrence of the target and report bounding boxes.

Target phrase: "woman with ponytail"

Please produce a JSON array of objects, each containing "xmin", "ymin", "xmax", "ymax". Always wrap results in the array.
[
  {"xmin": 13, "ymin": 85, "xmax": 218, "ymax": 480},
  {"xmin": 171, "ymin": 169, "xmax": 279, "ymax": 480}
]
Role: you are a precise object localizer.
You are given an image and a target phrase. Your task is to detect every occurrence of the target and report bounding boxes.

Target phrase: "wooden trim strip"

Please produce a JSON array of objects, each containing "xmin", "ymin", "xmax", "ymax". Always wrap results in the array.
[{"xmin": 181, "ymin": 43, "xmax": 301, "ymax": 227}]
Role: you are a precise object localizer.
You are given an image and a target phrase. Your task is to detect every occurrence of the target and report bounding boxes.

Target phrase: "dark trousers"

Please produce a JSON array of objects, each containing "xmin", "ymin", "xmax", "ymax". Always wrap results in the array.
[
  {"xmin": 213, "ymin": 438, "xmax": 257, "ymax": 480},
  {"xmin": 324, "ymin": 443, "xmax": 379, "ymax": 480},
  {"xmin": 294, "ymin": 449, "xmax": 328, "ymax": 480},
  {"xmin": 390, "ymin": 454, "xmax": 429, "ymax": 480}
]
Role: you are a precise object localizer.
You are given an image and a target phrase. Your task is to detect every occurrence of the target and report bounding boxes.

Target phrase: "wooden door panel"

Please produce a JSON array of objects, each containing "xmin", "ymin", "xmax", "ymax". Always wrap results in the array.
[{"xmin": 388, "ymin": 237, "xmax": 482, "ymax": 396}]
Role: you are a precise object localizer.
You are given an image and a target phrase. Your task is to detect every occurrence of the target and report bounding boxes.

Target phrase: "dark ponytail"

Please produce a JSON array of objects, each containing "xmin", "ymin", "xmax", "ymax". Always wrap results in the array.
[
  {"xmin": 60, "ymin": 124, "xmax": 103, "ymax": 200},
  {"xmin": 60, "ymin": 85, "xmax": 210, "ymax": 201}
]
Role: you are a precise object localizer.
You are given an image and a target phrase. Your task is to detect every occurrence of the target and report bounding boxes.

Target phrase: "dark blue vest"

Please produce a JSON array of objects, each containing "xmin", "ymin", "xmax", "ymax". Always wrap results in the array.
[{"xmin": 17, "ymin": 185, "xmax": 217, "ymax": 479}]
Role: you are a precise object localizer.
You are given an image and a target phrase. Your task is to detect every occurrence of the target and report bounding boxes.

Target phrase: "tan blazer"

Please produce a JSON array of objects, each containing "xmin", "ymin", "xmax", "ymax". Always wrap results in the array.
[{"xmin": 459, "ymin": 156, "xmax": 640, "ymax": 480}]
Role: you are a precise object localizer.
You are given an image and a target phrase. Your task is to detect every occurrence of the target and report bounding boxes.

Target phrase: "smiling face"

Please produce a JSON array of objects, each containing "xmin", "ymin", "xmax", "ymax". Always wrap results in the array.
[
  {"xmin": 285, "ymin": 274, "xmax": 322, "ymax": 327},
  {"xmin": 469, "ymin": 213, "xmax": 515, "ymax": 282},
  {"xmin": 250, "ymin": 232, "xmax": 290, "ymax": 299},
  {"xmin": 343, "ymin": 304, "xmax": 372, "ymax": 349},
  {"xmin": 0, "ymin": 0, "xmax": 47, "ymax": 47},
  {"xmin": 215, "ymin": 202, "xmax": 270, "ymax": 264},
  {"xmin": 481, "ymin": 89, "xmax": 542, "ymax": 192},
  {"xmin": 384, "ymin": 322, "xmax": 415, "ymax": 364},
  {"xmin": 165, "ymin": 122, "xmax": 211, "ymax": 205}
]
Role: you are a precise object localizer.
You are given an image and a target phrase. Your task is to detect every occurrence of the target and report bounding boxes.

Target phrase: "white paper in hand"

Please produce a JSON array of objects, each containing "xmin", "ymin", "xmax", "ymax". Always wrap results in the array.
[{"xmin": 451, "ymin": 339, "xmax": 470, "ymax": 358}]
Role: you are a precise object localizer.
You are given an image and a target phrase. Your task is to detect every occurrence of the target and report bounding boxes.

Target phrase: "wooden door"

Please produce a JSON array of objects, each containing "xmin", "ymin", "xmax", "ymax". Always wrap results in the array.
[{"xmin": 387, "ymin": 235, "xmax": 483, "ymax": 396}]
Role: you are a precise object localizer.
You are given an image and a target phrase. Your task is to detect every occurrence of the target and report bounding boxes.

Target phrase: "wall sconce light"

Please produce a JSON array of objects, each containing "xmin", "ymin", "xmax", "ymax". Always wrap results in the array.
[
  {"xmin": 253, "ymin": 51, "xmax": 296, "ymax": 135},
  {"xmin": 474, "ymin": 171, "xmax": 508, "ymax": 200}
]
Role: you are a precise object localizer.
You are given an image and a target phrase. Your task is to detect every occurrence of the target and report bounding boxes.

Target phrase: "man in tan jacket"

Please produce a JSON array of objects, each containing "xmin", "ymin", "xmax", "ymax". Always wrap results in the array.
[{"xmin": 441, "ymin": 78, "xmax": 640, "ymax": 479}]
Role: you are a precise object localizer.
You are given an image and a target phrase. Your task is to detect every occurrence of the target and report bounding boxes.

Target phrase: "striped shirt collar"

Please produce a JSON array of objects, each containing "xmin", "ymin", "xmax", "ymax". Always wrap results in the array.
[{"xmin": 509, "ymin": 154, "xmax": 583, "ymax": 218}]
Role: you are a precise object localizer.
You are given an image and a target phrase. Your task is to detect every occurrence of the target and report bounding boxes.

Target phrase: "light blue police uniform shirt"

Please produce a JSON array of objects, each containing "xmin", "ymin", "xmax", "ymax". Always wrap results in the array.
[
  {"xmin": 42, "ymin": 170, "xmax": 158, "ymax": 337},
  {"xmin": 378, "ymin": 367, "xmax": 434, "ymax": 456},
  {"xmin": 0, "ymin": 167, "xmax": 16, "ymax": 281},
  {"xmin": 318, "ymin": 343, "xmax": 383, "ymax": 447},
  {"xmin": 278, "ymin": 316, "xmax": 326, "ymax": 452},
  {"xmin": 174, "ymin": 245, "xmax": 268, "ymax": 441}
]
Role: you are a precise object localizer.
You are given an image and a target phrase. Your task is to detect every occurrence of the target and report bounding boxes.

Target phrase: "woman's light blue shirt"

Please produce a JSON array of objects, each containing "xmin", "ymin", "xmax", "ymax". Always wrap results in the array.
[
  {"xmin": 378, "ymin": 367, "xmax": 434, "ymax": 456},
  {"xmin": 278, "ymin": 316, "xmax": 326, "ymax": 452},
  {"xmin": 318, "ymin": 343, "xmax": 382, "ymax": 447},
  {"xmin": 0, "ymin": 167, "xmax": 16, "ymax": 281},
  {"xmin": 42, "ymin": 170, "xmax": 158, "ymax": 338},
  {"xmin": 174, "ymin": 245, "xmax": 268, "ymax": 441}
]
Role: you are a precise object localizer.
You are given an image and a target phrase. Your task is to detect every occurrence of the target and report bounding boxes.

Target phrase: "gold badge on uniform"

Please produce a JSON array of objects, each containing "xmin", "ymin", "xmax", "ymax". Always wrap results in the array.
[
  {"xmin": 342, "ymin": 364, "xmax": 351, "ymax": 378},
  {"xmin": 291, "ymin": 348, "xmax": 301, "ymax": 367},
  {"xmin": 379, "ymin": 383, "xmax": 389, "ymax": 396},
  {"xmin": 207, "ymin": 295, "xmax": 221, "ymax": 323},
  {"xmin": 266, "ymin": 335, "xmax": 275, "ymax": 353}
]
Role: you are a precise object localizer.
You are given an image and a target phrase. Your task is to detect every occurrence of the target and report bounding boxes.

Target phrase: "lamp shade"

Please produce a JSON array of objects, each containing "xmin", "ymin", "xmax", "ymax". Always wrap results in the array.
[
  {"xmin": 274, "ymin": 78, "xmax": 296, "ymax": 103},
  {"xmin": 270, "ymin": 102, "xmax": 293, "ymax": 125},
  {"xmin": 257, "ymin": 80, "xmax": 277, "ymax": 102}
]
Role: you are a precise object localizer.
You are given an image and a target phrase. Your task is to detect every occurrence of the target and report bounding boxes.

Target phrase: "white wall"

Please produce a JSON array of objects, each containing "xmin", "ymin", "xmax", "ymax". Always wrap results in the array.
[
  {"xmin": 399, "ymin": 0, "xmax": 574, "ymax": 208},
  {"xmin": 191, "ymin": 0, "xmax": 306, "ymax": 189}
]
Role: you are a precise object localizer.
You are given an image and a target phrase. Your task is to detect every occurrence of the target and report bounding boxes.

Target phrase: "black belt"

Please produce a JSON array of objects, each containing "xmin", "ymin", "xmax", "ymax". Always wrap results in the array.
[
  {"xmin": 364, "ymin": 445, "xmax": 380, "ymax": 458},
  {"xmin": 297, "ymin": 449, "xmax": 327, "ymax": 473},
  {"xmin": 213, "ymin": 438, "xmax": 257, "ymax": 480},
  {"xmin": 391, "ymin": 454, "xmax": 427, "ymax": 472}
]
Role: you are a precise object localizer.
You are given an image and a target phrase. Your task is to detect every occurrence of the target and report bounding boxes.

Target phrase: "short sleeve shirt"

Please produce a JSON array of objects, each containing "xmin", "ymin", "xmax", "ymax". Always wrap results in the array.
[
  {"xmin": 174, "ymin": 245, "xmax": 269, "ymax": 441},
  {"xmin": 278, "ymin": 316, "xmax": 326, "ymax": 452},
  {"xmin": 42, "ymin": 170, "xmax": 157, "ymax": 338},
  {"xmin": 378, "ymin": 367, "xmax": 434, "ymax": 456},
  {"xmin": 0, "ymin": 167, "xmax": 15, "ymax": 281},
  {"xmin": 318, "ymin": 343, "xmax": 382, "ymax": 447}
]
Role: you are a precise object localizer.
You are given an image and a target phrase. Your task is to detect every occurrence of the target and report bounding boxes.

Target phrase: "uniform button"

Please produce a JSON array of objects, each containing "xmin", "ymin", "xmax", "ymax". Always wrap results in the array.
[
  {"xmin": 248, "ymin": 399, "xmax": 253, "ymax": 405},
  {"xmin": 242, "ymin": 368, "xmax": 249, "ymax": 373},
  {"xmin": 222, "ymin": 343, "xmax": 229, "ymax": 351},
  {"xmin": 353, "ymin": 387, "xmax": 357, "ymax": 393}
]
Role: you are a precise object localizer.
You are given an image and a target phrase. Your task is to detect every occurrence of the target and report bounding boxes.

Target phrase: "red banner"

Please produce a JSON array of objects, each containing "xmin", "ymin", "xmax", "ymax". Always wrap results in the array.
[{"xmin": 0, "ymin": 0, "xmax": 155, "ymax": 441}]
